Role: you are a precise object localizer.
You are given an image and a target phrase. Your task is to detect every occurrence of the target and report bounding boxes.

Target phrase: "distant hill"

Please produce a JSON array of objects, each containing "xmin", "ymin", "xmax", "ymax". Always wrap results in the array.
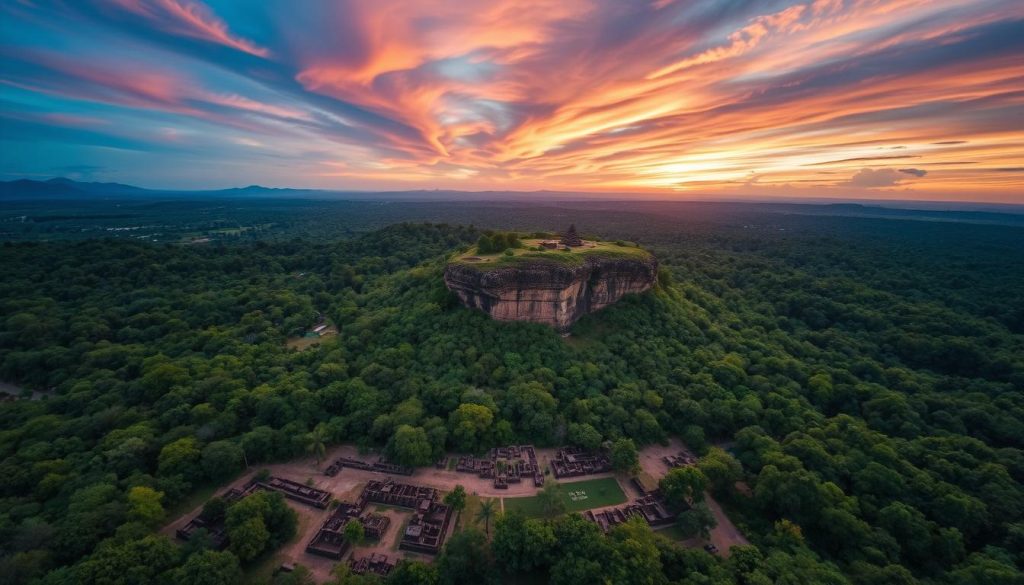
[
  {"xmin": 0, "ymin": 178, "xmax": 151, "ymax": 199},
  {"xmin": 198, "ymin": 184, "xmax": 317, "ymax": 196},
  {"xmin": 1, "ymin": 179, "xmax": 1020, "ymax": 225},
  {"xmin": 0, "ymin": 178, "xmax": 326, "ymax": 200}
]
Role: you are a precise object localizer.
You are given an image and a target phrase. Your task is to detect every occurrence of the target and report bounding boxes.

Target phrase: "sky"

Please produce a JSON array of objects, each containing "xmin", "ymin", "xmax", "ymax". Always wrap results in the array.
[{"xmin": 1, "ymin": 0, "xmax": 1022, "ymax": 202}]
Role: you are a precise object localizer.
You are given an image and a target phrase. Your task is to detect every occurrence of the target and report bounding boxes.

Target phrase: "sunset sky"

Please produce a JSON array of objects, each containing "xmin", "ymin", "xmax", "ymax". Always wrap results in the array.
[{"xmin": 1, "ymin": 0, "xmax": 1022, "ymax": 202}]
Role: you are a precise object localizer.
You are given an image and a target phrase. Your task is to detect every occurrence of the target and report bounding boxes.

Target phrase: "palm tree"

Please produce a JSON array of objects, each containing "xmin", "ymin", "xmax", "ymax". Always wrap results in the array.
[
  {"xmin": 477, "ymin": 498, "xmax": 497, "ymax": 537},
  {"xmin": 306, "ymin": 423, "xmax": 327, "ymax": 468}
]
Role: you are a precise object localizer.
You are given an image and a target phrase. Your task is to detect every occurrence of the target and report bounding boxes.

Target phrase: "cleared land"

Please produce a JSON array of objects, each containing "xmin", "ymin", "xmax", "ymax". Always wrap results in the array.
[
  {"xmin": 164, "ymin": 441, "xmax": 749, "ymax": 581},
  {"xmin": 637, "ymin": 438, "xmax": 750, "ymax": 557},
  {"xmin": 503, "ymin": 476, "xmax": 627, "ymax": 517},
  {"xmin": 285, "ymin": 326, "xmax": 338, "ymax": 351}
]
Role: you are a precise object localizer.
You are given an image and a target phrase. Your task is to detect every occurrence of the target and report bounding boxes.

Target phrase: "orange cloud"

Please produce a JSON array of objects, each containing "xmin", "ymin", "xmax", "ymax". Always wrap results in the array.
[{"xmin": 3, "ymin": 0, "xmax": 1022, "ymax": 201}]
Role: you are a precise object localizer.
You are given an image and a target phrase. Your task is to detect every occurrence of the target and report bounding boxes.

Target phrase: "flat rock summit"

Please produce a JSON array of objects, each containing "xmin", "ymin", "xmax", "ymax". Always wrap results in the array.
[{"xmin": 444, "ymin": 231, "xmax": 657, "ymax": 334}]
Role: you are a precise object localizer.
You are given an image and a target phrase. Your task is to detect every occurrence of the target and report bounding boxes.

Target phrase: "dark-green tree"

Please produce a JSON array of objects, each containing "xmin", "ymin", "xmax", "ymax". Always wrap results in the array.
[{"xmin": 0, "ymin": 217, "xmax": 1021, "ymax": 585}]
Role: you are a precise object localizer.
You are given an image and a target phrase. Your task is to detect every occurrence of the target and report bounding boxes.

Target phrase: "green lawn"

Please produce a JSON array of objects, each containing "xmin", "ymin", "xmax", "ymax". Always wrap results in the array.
[
  {"xmin": 503, "ymin": 477, "xmax": 627, "ymax": 518},
  {"xmin": 653, "ymin": 523, "xmax": 690, "ymax": 542},
  {"xmin": 456, "ymin": 494, "xmax": 482, "ymax": 531},
  {"xmin": 451, "ymin": 238, "xmax": 652, "ymax": 270},
  {"xmin": 502, "ymin": 494, "xmax": 547, "ymax": 517}
]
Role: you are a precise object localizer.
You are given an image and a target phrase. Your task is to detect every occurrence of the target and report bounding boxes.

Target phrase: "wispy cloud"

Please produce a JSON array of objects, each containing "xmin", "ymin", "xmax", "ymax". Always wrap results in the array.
[
  {"xmin": 0, "ymin": 0, "xmax": 1022, "ymax": 200},
  {"xmin": 898, "ymin": 168, "xmax": 928, "ymax": 178}
]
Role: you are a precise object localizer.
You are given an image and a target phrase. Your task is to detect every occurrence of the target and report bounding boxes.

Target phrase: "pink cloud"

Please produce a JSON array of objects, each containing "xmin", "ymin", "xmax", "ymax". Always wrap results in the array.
[{"xmin": 110, "ymin": 0, "xmax": 268, "ymax": 56}]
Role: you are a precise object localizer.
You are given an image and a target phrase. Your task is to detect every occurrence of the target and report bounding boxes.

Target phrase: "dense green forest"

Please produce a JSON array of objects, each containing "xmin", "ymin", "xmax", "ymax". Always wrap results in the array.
[{"xmin": 0, "ymin": 202, "xmax": 1022, "ymax": 585}]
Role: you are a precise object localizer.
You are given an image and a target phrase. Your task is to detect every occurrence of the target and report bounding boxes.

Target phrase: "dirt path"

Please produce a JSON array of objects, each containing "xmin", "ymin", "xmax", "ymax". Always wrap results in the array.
[{"xmin": 704, "ymin": 494, "xmax": 749, "ymax": 556}]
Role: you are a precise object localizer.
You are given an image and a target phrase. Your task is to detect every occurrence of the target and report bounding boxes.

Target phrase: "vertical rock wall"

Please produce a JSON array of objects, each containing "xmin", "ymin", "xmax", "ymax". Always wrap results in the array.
[{"xmin": 444, "ymin": 256, "xmax": 658, "ymax": 334}]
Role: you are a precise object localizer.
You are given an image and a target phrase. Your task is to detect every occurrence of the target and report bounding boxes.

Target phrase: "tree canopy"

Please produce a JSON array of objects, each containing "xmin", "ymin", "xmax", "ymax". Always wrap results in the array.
[{"xmin": 0, "ymin": 210, "xmax": 1021, "ymax": 584}]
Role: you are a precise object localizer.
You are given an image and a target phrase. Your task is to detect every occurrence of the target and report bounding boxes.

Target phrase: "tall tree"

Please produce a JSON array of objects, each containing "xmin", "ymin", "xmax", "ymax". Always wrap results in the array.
[
  {"xmin": 477, "ymin": 498, "xmax": 497, "ymax": 537},
  {"xmin": 696, "ymin": 447, "xmax": 742, "ymax": 495},
  {"xmin": 660, "ymin": 467, "xmax": 708, "ymax": 511},
  {"xmin": 677, "ymin": 502, "xmax": 717, "ymax": 539},
  {"xmin": 444, "ymin": 485, "xmax": 467, "ymax": 527},
  {"xmin": 437, "ymin": 529, "xmax": 494, "ymax": 585},
  {"xmin": 172, "ymin": 550, "xmax": 243, "ymax": 585},
  {"xmin": 609, "ymin": 438, "xmax": 640, "ymax": 474},
  {"xmin": 388, "ymin": 425, "xmax": 433, "ymax": 467},
  {"xmin": 306, "ymin": 423, "xmax": 328, "ymax": 468},
  {"xmin": 537, "ymin": 483, "xmax": 566, "ymax": 518}
]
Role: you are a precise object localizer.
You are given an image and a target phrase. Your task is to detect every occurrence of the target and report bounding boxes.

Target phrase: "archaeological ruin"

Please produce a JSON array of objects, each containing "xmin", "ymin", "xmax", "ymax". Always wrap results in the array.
[
  {"xmin": 178, "ymin": 475, "xmax": 332, "ymax": 549},
  {"xmin": 306, "ymin": 478, "xmax": 454, "ymax": 559},
  {"xmin": 663, "ymin": 450, "xmax": 697, "ymax": 469},
  {"xmin": 584, "ymin": 495, "xmax": 674, "ymax": 532},
  {"xmin": 455, "ymin": 444, "xmax": 545, "ymax": 488},
  {"xmin": 348, "ymin": 553, "xmax": 396, "ymax": 577},
  {"xmin": 324, "ymin": 455, "xmax": 414, "ymax": 477},
  {"xmin": 550, "ymin": 446, "xmax": 612, "ymax": 478},
  {"xmin": 306, "ymin": 496, "xmax": 391, "ymax": 560}
]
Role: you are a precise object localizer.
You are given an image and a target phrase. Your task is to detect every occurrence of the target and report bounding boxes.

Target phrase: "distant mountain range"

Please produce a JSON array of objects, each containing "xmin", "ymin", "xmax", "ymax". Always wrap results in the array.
[
  {"xmin": 1, "ymin": 178, "xmax": 1021, "ymax": 221},
  {"xmin": 0, "ymin": 178, "xmax": 318, "ymax": 199},
  {"xmin": 0, "ymin": 177, "xmax": 153, "ymax": 198}
]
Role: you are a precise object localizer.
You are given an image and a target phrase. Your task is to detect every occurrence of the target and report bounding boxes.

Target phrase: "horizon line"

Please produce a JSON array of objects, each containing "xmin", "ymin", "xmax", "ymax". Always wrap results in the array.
[{"xmin": 3, "ymin": 176, "xmax": 1023, "ymax": 210}]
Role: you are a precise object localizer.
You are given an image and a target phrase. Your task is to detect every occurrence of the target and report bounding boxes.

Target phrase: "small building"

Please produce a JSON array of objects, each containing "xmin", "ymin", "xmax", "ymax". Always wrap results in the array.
[
  {"xmin": 632, "ymin": 472, "xmax": 661, "ymax": 496},
  {"xmin": 313, "ymin": 324, "xmax": 328, "ymax": 334},
  {"xmin": 540, "ymin": 240, "xmax": 560, "ymax": 249}
]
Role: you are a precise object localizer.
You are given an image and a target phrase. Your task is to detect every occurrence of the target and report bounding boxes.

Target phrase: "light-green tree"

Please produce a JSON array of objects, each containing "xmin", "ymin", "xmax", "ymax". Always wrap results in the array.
[
  {"xmin": 568, "ymin": 423, "xmax": 602, "ymax": 452},
  {"xmin": 157, "ymin": 437, "xmax": 202, "ymax": 480},
  {"xmin": 609, "ymin": 437, "xmax": 639, "ymax": 473},
  {"xmin": 448, "ymin": 403, "xmax": 493, "ymax": 453},
  {"xmin": 388, "ymin": 424, "xmax": 433, "ymax": 467},
  {"xmin": 343, "ymin": 519, "xmax": 365, "ymax": 547},
  {"xmin": 127, "ymin": 486, "xmax": 165, "ymax": 528},
  {"xmin": 228, "ymin": 517, "xmax": 269, "ymax": 562},
  {"xmin": 444, "ymin": 485, "xmax": 467, "ymax": 527}
]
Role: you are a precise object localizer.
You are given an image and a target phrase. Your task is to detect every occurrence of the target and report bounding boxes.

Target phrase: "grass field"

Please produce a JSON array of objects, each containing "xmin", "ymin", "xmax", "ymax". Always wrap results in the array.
[
  {"xmin": 503, "ymin": 477, "xmax": 627, "ymax": 518},
  {"xmin": 653, "ymin": 523, "xmax": 690, "ymax": 542},
  {"xmin": 285, "ymin": 327, "xmax": 337, "ymax": 351},
  {"xmin": 457, "ymin": 493, "xmax": 482, "ymax": 531},
  {"xmin": 451, "ymin": 238, "xmax": 652, "ymax": 270}
]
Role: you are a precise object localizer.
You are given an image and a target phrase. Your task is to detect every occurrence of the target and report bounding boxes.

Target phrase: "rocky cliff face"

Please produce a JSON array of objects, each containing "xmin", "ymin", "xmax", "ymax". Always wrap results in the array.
[{"xmin": 444, "ymin": 255, "xmax": 658, "ymax": 334}]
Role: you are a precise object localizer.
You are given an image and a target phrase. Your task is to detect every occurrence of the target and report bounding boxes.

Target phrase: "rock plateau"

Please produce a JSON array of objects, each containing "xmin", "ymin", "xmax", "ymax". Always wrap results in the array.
[{"xmin": 444, "ymin": 249, "xmax": 657, "ymax": 334}]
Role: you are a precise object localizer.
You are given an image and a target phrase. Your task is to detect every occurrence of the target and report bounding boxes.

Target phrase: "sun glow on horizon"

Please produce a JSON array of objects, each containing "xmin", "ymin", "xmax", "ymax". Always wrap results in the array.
[{"xmin": 1, "ymin": 0, "xmax": 1022, "ymax": 202}]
